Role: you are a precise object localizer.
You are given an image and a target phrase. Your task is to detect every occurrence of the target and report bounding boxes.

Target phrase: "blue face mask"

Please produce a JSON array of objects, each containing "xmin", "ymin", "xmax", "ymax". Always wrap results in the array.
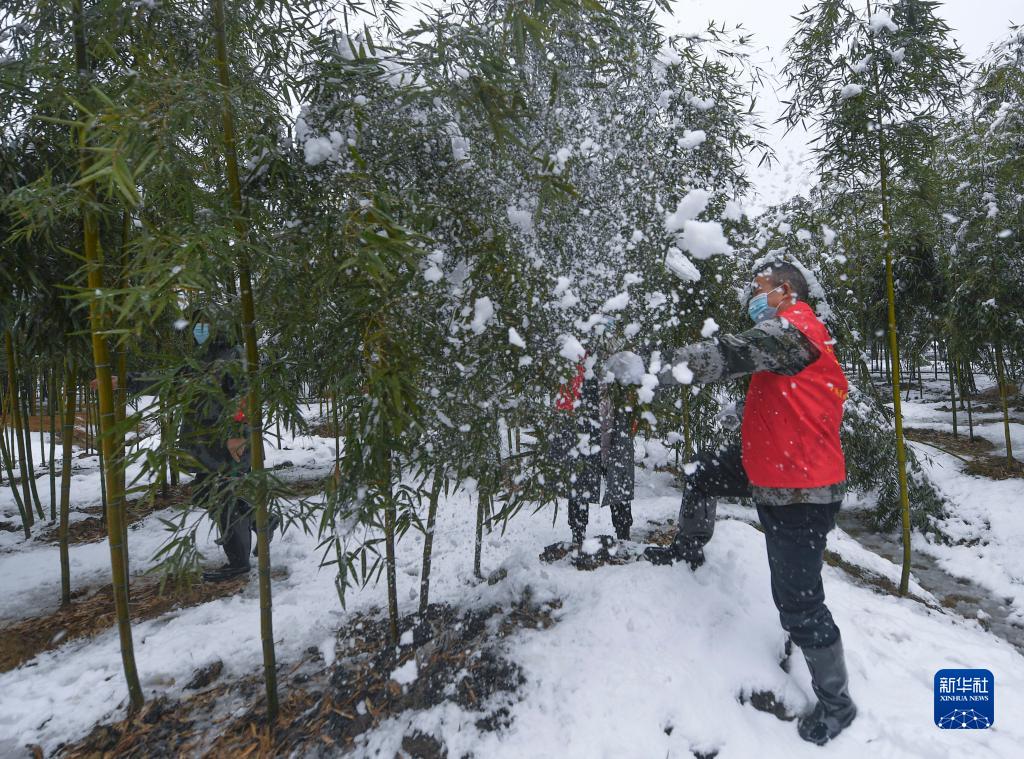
[
  {"xmin": 193, "ymin": 323, "xmax": 211, "ymax": 345},
  {"xmin": 747, "ymin": 286, "xmax": 785, "ymax": 323}
]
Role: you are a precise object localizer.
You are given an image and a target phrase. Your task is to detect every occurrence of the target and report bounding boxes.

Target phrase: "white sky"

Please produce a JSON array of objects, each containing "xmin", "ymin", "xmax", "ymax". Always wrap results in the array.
[{"xmin": 658, "ymin": 0, "xmax": 1020, "ymax": 212}]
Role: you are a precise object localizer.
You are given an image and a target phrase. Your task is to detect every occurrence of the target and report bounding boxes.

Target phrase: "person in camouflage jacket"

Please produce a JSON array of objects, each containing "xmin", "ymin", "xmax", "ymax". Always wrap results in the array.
[{"xmin": 606, "ymin": 261, "xmax": 857, "ymax": 746}]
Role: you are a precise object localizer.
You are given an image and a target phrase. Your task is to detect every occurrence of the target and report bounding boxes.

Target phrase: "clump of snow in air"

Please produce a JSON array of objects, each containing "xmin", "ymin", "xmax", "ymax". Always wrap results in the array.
[
  {"xmin": 722, "ymin": 200, "xmax": 745, "ymax": 221},
  {"xmin": 665, "ymin": 189, "xmax": 710, "ymax": 232},
  {"xmin": 677, "ymin": 129, "xmax": 706, "ymax": 149},
  {"xmin": 173, "ymin": 319, "xmax": 189, "ymax": 331},
  {"xmin": 672, "ymin": 361, "xmax": 694, "ymax": 384},
  {"xmin": 508, "ymin": 327, "xmax": 527, "ymax": 349},
  {"xmin": 607, "ymin": 351, "xmax": 645, "ymax": 386},
  {"xmin": 869, "ymin": 9, "xmax": 899, "ymax": 34},
  {"xmin": 637, "ymin": 373, "xmax": 660, "ymax": 404},
  {"xmin": 796, "ymin": 229, "xmax": 812, "ymax": 242},
  {"xmin": 997, "ymin": 229, "xmax": 1013, "ymax": 239},
  {"xmin": 700, "ymin": 318, "xmax": 720, "ymax": 338},
  {"xmin": 423, "ymin": 250, "xmax": 445, "ymax": 283},
  {"xmin": 451, "ymin": 136, "xmax": 470, "ymax": 162},
  {"xmin": 470, "ymin": 297, "xmax": 494, "ymax": 334},
  {"xmin": 507, "ymin": 205, "xmax": 534, "ymax": 236},
  {"xmin": 551, "ymin": 147, "xmax": 572, "ymax": 174},
  {"xmin": 942, "ymin": 213, "xmax": 960, "ymax": 224},
  {"xmin": 822, "ymin": 225, "xmax": 837, "ymax": 246},
  {"xmin": 664, "ymin": 188, "xmax": 732, "ymax": 260},
  {"xmin": 665, "ymin": 247, "xmax": 701, "ymax": 282},
  {"xmin": 889, "ymin": 47, "xmax": 906, "ymax": 64},
  {"xmin": 679, "ymin": 220, "xmax": 733, "ymax": 259},
  {"xmin": 602, "ymin": 292, "xmax": 629, "ymax": 312},
  {"xmin": 839, "ymin": 83, "xmax": 864, "ymax": 101},
  {"xmin": 558, "ymin": 288, "xmax": 580, "ymax": 309},
  {"xmin": 558, "ymin": 334, "xmax": 586, "ymax": 362}
]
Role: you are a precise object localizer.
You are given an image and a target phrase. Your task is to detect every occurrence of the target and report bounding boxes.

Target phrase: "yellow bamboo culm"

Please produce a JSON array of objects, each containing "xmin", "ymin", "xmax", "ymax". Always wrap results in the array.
[
  {"xmin": 211, "ymin": 0, "xmax": 279, "ymax": 720},
  {"xmin": 73, "ymin": 0, "xmax": 144, "ymax": 711}
]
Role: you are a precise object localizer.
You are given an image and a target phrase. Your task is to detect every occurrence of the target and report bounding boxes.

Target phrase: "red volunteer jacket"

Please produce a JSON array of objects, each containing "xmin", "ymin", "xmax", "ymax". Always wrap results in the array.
[{"xmin": 741, "ymin": 301, "xmax": 848, "ymax": 488}]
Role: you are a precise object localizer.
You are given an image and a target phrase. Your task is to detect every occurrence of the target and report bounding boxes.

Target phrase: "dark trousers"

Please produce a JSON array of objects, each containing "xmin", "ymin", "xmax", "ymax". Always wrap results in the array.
[
  {"xmin": 557, "ymin": 380, "xmax": 634, "ymax": 538},
  {"xmin": 193, "ymin": 471, "xmax": 253, "ymax": 568},
  {"xmin": 688, "ymin": 444, "xmax": 841, "ymax": 649}
]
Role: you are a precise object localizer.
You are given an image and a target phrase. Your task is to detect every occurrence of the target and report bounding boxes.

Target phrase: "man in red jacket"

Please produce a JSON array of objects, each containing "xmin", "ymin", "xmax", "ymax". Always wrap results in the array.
[{"xmin": 607, "ymin": 261, "xmax": 856, "ymax": 746}]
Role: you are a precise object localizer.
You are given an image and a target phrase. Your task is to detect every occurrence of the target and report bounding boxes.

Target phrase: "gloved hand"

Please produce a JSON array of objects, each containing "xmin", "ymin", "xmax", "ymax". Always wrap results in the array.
[
  {"xmin": 715, "ymin": 400, "xmax": 744, "ymax": 432},
  {"xmin": 604, "ymin": 351, "xmax": 645, "ymax": 385}
]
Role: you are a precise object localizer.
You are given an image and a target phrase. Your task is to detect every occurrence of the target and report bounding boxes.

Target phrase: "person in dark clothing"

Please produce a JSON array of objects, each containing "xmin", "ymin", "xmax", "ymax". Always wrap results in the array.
[
  {"xmin": 104, "ymin": 315, "xmax": 264, "ymax": 582},
  {"xmin": 606, "ymin": 261, "xmax": 857, "ymax": 746},
  {"xmin": 177, "ymin": 319, "xmax": 254, "ymax": 581},
  {"xmin": 554, "ymin": 359, "xmax": 635, "ymax": 544}
]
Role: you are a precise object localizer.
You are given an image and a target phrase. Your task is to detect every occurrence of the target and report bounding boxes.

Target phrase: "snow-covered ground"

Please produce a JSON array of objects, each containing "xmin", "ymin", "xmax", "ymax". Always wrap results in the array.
[
  {"xmin": 896, "ymin": 382, "xmax": 1024, "ymax": 629},
  {"xmin": 1, "ymin": 391, "xmax": 1023, "ymax": 757}
]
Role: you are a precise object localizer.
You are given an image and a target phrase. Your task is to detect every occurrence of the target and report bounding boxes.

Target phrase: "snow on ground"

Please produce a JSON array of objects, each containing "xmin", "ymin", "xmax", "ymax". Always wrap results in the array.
[
  {"xmin": 891, "ymin": 383, "xmax": 1024, "ymax": 626},
  {"xmin": 2, "ymin": 393, "xmax": 1024, "ymax": 757},
  {"xmin": 0, "ymin": 403, "xmax": 337, "ymax": 624}
]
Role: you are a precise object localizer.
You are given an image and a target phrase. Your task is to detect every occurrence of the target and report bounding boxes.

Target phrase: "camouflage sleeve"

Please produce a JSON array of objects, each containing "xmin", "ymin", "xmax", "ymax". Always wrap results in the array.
[{"xmin": 657, "ymin": 317, "xmax": 820, "ymax": 386}]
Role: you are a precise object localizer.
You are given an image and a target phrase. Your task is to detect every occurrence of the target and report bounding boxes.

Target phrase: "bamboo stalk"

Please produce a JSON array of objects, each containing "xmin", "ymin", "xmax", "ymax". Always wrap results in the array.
[
  {"xmin": 419, "ymin": 470, "xmax": 443, "ymax": 617},
  {"xmin": 995, "ymin": 341, "xmax": 1014, "ymax": 464},
  {"xmin": 5, "ymin": 330, "xmax": 34, "ymax": 531},
  {"xmin": 116, "ymin": 211, "xmax": 131, "ymax": 583},
  {"xmin": 49, "ymin": 368, "xmax": 58, "ymax": 521},
  {"xmin": 962, "ymin": 361, "xmax": 975, "ymax": 441},
  {"xmin": 868, "ymin": 26, "xmax": 913, "ymax": 594},
  {"xmin": 73, "ymin": 0, "xmax": 143, "ymax": 712},
  {"xmin": 947, "ymin": 348, "xmax": 958, "ymax": 439},
  {"xmin": 332, "ymin": 391, "xmax": 340, "ymax": 484},
  {"xmin": 21, "ymin": 391, "xmax": 44, "ymax": 519},
  {"xmin": 211, "ymin": 0, "xmax": 277, "ymax": 718},
  {"xmin": 59, "ymin": 363, "xmax": 77, "ymax": 606},
  {"xmin": 383, "ymin": 467, "xmax": 400, "ymax": 646},
  {"xmin": 1, "ymin": 393, "xmax": 30, "ymax": 538},
  {"xmin": 39, "ymin": 376, "xmax": 46, "ymax": 468},
  {"xmin": 474, "ymin": 488, "xmax": 486, "ymax": 581}
]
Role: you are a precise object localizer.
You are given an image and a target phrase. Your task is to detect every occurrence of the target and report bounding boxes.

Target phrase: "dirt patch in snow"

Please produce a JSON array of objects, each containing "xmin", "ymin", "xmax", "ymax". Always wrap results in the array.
[
  {"xmin": 904, "ymin": 427, "xmax": 995, "ymax": 458},
  {"xmin": 36, "ymin": 485, "xmax": 194, "ymax": 546},
  {"xmin": 56, "ymin": 596, "xmax": 560, "ymax": 758},
  {"xmin": 964, "ymin": 456, "xmax": 1024, "ymax": 480},
  {"xmin": 0, "ymin": 573, "xmax": 251, "ymax": 674}
]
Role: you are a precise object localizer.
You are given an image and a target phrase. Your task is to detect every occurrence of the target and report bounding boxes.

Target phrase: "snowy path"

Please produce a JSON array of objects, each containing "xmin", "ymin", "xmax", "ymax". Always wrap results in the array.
[{"xmin": 2, "ymin": 405, "xmax": 1024, "ymax": 756}]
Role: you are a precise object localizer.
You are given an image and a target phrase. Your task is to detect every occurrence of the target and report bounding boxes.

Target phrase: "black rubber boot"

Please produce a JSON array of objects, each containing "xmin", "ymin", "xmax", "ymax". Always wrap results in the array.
[
  {"xmin": 797, "ymin": 638, "xmax": 857, "ymax": 745},
  {"xmin": 643, "ymin": 536, "xmax": 705, "ymax": 568},
  {"xmin": 609, "ymin": 501, "xmax": 633, "ymax": 541},
  {"xmin": 202, "ymin": 563, "xmax": 251, "ymax": 582},
  {"xmin": 568, "ymin": 498, "xmax": 588, "ymax": 546},
  {"xmin": 252, "ymin": 513, "xmax": 282, "ymax": 557},
  {"xmin": 644, "ymin": 494, "xmax": 716, "ymax": 568},
  {"xmin": 215, "ymin": 499, "xmax": 252, "ymax": 569}
]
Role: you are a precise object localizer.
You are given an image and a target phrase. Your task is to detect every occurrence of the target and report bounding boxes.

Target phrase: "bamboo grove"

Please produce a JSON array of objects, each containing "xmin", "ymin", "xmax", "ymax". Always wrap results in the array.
[{"xmin": 2, "ymin": 0, "xmax": 1021, "ymax": 724}]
